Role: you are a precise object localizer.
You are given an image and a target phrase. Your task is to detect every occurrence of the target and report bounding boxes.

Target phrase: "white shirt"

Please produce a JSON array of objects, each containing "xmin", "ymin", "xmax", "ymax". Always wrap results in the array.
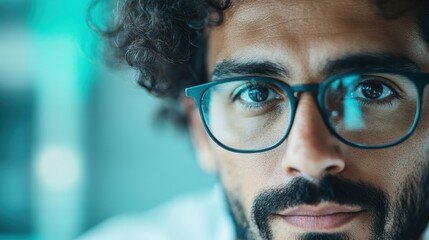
[{"xmin": 77, "ymin": 185, "xmax": 235, "ymax": 240}]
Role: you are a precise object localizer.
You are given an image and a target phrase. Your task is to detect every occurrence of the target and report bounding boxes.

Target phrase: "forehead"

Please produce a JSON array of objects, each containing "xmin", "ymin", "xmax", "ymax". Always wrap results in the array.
[
  {"xmin": 225, "ymin": 0, "xmax": 377, "ymax": 30},
  {"xmin": 207, "ymin": 0, "xmax": 426, "ymax": 80}
]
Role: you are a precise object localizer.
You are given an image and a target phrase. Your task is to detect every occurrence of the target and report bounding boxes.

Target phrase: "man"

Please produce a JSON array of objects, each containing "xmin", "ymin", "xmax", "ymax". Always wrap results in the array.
[{"xmin": 80, "ymin": 0, "xmax": 429, "ymax": 239}]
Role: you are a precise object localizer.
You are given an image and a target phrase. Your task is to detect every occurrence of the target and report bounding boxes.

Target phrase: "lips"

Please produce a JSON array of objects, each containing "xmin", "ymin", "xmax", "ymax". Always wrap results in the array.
[{"xmin": 277, "ymin": 203, "xmax": 365, "ymax": 230}]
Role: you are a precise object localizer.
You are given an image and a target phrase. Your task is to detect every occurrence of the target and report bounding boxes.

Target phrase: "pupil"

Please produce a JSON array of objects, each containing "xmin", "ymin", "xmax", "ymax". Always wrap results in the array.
[
  {"xmin": 248, "ymin": 87, "xmax": 268, "ymax": 102},
  {"xmin": 361, "ymin": 81, "xmax": 383, "ymax": 99}
]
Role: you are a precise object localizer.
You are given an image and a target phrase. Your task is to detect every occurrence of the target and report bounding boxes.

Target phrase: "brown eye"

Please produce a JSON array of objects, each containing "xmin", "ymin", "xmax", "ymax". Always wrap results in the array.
[
  {"xmin": 360, "ymin": 80, "xmax": 385, "ymax": 99},
  {"xmin": 236, "ymin": 84, "xmax": 280, "ymax": 104},
  {"xmin": 247, "ymin": 86, "xmax": 269, "ymax": 102},
  {"xmin": 351, "ymin": 79, "xmax": 394, "ymax": 101}
]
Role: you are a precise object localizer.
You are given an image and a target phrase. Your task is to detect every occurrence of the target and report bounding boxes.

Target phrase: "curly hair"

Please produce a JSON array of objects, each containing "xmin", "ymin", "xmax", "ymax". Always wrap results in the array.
[
  {"xmin": 91, "ymin": 0, "xmax": 429, "ymax": 127},
  {"xmin": 93, "ymin": 0, "xmax": 230, "ymax": 97}
]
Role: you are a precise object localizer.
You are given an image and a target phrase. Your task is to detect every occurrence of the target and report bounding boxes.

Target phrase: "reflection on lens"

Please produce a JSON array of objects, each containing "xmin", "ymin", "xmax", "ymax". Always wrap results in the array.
[
  {"xmin": 343, "ymin": 99, "xmax": 365, "ymax": 130},
  {"xmin": 324, "ymin": 73, "xmax": 418, "ymax": 146},
  {"xmin": 201, "ymin": 79, "xmax": 291, "ymax": 151}
]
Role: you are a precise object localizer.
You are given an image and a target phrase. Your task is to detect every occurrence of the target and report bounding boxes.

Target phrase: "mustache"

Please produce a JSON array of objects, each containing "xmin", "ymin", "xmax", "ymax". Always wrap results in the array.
[{"xmin": 251, "ymin": 175, "xmax": 389, "ymax": 240}]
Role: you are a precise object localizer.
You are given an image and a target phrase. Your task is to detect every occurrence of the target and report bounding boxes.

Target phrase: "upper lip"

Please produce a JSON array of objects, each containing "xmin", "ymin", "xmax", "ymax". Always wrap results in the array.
[{"xmin": 277, "ymin": 202, "xmax": 364, "ymax": 217}]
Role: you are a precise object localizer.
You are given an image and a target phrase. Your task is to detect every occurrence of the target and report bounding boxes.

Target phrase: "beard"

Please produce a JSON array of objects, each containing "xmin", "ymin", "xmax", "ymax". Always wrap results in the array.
[{"xmin": 224, "ymin": 161, "xmax": 429, "ymax": 240}]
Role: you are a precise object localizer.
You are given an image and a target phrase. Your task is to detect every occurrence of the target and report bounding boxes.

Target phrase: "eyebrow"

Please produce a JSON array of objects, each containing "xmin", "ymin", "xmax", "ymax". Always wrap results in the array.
[
  {"xmin": 211, "ymin": 52, "xmax": 421, "ymax": 80},
  {"xmin": 324, "ymin": 52, "xmax": 421, "ymax": 75},
  {"xmin": 211, "ymin": 60, "xmax": 289, "ymax": 80}
]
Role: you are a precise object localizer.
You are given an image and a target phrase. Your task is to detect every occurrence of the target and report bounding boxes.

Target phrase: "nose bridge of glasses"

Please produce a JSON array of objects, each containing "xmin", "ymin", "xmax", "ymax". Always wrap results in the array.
[
  {"xmin": 290, "ymin": 84, "xmax": 319, "ymax": 92},
  {"xmin": 289, "ymin": 84, "xmax": 320, "ymax": 98}
]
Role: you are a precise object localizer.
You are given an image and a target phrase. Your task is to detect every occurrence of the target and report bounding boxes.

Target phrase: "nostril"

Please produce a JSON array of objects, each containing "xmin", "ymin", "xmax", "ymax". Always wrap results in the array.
[
  {"xmin": 286, "ymin": 166, "xmax": 301, "ymax": 176},
  {"xmin": 326, "ymin": 165, "xmax": 339, "ymax": 173},
  {"xmin": 324, "ymin": 159, "xmax": 346, "ymax": 175}
]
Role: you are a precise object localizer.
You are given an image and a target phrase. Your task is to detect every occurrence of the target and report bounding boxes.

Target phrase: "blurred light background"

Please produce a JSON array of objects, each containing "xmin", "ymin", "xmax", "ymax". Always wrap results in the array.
[{"xmin": 0, "ymin": 0, "xmax": 215, "ymax": 240}]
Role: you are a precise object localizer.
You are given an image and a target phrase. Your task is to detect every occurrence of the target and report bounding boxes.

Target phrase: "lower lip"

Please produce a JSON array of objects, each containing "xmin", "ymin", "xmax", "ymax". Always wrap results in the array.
[{"xmin": 280, "ymin": 211, "xmax": 363, "ymax": 230}]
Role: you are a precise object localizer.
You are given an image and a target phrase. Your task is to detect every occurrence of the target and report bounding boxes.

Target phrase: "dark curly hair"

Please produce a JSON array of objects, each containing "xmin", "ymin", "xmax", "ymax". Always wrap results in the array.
[
  {"xmin": 90, "ymin": 0, "xmax": 429, "ymax": 128},
  {"xmin": 103, "ymin": 0, "xmax": 231, "ymax": 97}
]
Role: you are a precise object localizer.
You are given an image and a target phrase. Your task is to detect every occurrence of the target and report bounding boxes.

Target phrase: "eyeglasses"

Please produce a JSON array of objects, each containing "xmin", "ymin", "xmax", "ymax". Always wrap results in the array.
[{"xmin": 185, "ymin": 70, "xmax": 429, "ymax": 153}]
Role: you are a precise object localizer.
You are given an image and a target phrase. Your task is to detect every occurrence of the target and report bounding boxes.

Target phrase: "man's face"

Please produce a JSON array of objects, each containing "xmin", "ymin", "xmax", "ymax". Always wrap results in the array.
[{"xmin": 196, "ymin": 0, "xmax": 429, "ymax": 239}]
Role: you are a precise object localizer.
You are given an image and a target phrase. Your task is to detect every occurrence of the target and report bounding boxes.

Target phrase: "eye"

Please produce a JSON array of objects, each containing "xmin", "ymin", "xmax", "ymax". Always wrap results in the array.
[
  {"xmin": 237, "ymin": 85, "xmax": 280, "ymax": 103},
  {"xmin": 351, "ymin": 79, "xmax": 395, "ymax": 101}
]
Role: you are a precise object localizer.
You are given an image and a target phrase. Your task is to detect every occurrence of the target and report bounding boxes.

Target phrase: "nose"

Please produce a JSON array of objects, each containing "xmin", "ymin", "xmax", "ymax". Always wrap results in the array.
[{"xmin": 281, "ymin": 93, "xmax": 345, "ymax": 181}]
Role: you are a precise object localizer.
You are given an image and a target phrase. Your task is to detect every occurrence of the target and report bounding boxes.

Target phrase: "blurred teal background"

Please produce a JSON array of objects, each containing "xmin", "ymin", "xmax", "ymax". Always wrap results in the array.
[{"xmin": 0, "ymin": 0, "xmax": 215, "ymax": 239}]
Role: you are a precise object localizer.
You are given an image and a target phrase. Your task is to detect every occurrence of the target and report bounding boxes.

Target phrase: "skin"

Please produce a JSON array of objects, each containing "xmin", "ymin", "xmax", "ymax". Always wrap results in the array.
[{"xmin": 187, "ymin": 0, "xmax": 429, "ymax": 239}]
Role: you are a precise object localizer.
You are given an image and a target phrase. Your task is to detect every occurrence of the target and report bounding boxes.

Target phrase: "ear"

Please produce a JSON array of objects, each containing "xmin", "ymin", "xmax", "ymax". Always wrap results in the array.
[{"xmin": 183, "ymin": 97, "xmax": 218, "ymax": 173}]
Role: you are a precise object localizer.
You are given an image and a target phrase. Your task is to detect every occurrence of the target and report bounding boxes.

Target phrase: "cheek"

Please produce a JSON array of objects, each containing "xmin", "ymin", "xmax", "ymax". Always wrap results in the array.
[
  {"xmin": 212, "ymin": 144, "xmax": 286, "ymax": 212},
  {"xmin": 399, "ymin": 87, "xmax": 429, "ymax": 179},
  {"xmin": 345, "ymin": 148, "xmax": 424, "ymax": 203}
]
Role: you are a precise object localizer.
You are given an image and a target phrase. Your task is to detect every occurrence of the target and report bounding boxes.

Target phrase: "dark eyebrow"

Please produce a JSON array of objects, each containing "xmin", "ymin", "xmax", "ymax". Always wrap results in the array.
[
  {"xmin": 211, "ymin": 59, "xmax": 289, "ymax": 80},
  {"xmin": 324, "ymin": 52, "xmax": 421, "ymax": 76},
  {"xmin": 211, "ymin": 53, "xmax": 420, "ymax": 80}
]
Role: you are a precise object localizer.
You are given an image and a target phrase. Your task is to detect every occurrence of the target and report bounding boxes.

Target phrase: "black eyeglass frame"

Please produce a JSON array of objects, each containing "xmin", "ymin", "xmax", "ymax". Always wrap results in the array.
[{"xmin": 185, "ymin": 70, "xmax": 429, "ymax": 153}]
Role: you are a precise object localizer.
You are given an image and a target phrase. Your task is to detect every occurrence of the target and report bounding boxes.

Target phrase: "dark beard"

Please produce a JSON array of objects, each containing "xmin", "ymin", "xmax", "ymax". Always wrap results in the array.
[
  {"xmin": 383, "ymin": 160, "xmax": 429, "ymax": 240},
  {"xmin": 224, "ymin": 162, "xmax": 429, "ymax": 240}
]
